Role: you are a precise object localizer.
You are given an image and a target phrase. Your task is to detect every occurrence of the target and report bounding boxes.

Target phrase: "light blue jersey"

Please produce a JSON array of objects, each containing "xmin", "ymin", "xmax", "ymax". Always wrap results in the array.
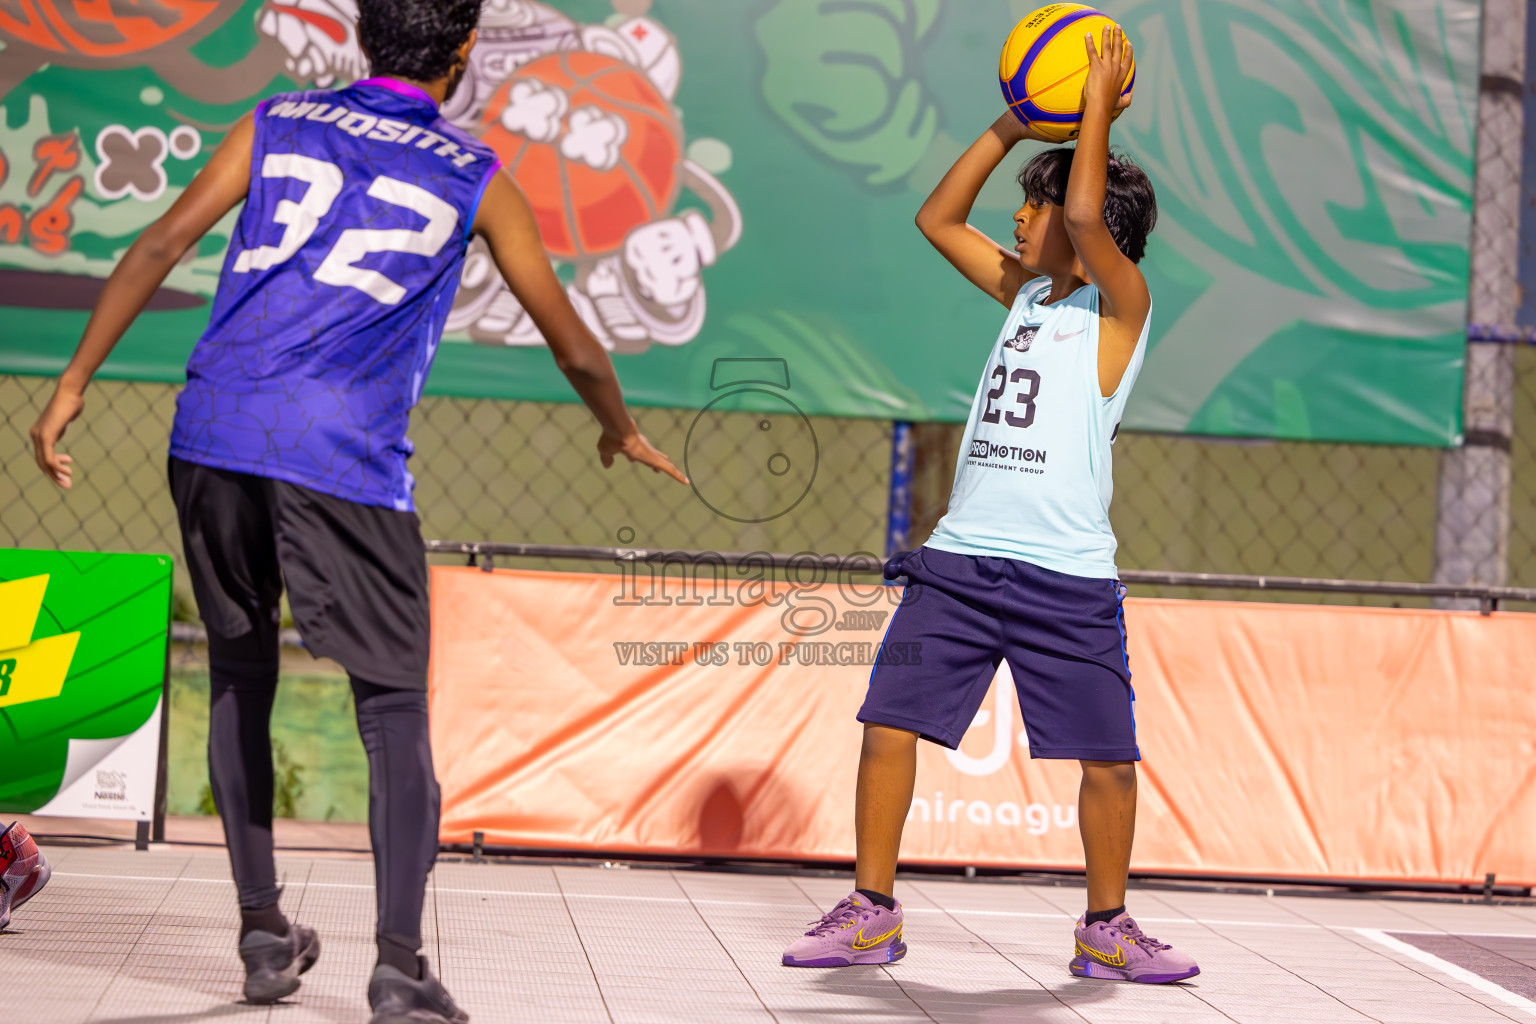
[{"xmin": 926, "ymin": 278, "xmax": 1150, "ymax": 579}]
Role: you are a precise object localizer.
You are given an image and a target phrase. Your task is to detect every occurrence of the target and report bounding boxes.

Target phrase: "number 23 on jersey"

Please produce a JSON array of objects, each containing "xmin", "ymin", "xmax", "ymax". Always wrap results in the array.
[{"xmin": 982, "ymin": 365, "xmax": 1042, "ymax": 429}]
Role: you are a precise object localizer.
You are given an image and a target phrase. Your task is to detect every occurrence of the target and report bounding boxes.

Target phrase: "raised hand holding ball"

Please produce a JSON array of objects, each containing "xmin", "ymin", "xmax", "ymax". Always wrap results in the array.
[{"xmin": 999, "ymin": 4, "xmax": 1135, "ymax": 142}]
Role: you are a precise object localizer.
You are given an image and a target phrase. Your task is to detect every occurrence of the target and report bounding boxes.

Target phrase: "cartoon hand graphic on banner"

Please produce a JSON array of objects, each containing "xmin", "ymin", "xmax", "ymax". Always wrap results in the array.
[{"xmin": 624, "ymin": 211, "xmax": 715, "ymax": 307}]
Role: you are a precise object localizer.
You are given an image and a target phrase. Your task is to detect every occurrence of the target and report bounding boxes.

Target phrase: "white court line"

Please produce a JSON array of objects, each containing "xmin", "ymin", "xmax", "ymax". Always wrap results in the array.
[
  {"xmin": 42, "ymin": 872, "xmax": 1239, "ymax": 917},
  {"xmin": 1356, "ymin": 928, "xmax": 1536, "ymax": 1020},
  {"xmin": 46, "ymin": 872, "xmax": 1536, "ymax": 941}
]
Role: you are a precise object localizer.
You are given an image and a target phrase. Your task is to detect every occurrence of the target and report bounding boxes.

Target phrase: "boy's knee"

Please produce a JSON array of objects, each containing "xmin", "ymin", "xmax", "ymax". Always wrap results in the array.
[
  {"xmin": 1081, "ymin": 759, "xmax": 1136, "ymax": 791},
  {"xmin": 861, "ymin": 723, "xmax": 919, "ymax": 756}
]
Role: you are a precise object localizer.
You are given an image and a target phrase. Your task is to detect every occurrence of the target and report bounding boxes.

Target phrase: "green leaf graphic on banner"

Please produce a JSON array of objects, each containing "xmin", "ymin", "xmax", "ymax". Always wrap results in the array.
[
  {"xmin": 757, "ymin": 0, "xmax": 944, "ymax": 186},
  {"xmin": 1114, "ymin": 0, "xmax": 1474, "ymax": 444},
  {"xmin": 0, "ymin": 550, "xmax": 172, "ymax": 812}
]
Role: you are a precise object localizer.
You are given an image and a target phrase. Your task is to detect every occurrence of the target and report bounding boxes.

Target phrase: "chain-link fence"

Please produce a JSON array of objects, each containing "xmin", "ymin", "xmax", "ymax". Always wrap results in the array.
[
  {"xmin": 10, "ymin": 363, "xmax": 1536, "ymax": 619},
  {"xmin": 1502, "ymin": 345, "xmax": 1536, "ymax": 589},
  {"xmin": 0, "ymin": 375, "xmax": 898, "ymax": 614}
]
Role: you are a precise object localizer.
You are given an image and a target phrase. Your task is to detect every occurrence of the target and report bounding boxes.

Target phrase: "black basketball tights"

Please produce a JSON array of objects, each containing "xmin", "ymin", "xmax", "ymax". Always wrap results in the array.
[{"xmin": 206, "ymin": 640, "xmax": 440, "ymax": 957}]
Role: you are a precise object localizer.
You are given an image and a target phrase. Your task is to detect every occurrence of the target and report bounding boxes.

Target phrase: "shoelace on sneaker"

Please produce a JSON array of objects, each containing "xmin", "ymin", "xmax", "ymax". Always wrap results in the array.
[
  {"xmin": 803, "ymin": 898, "xmax": 871, "ymax": 937},
  {"xmin": 1115, "ymin": 917, "xmax": 1170, "ymax": 952}
]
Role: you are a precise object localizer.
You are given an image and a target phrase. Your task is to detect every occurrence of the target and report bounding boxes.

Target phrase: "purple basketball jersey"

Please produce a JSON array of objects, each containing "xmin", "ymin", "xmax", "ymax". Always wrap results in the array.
[{"xmin": 169, "ymin": 78, "xmax": 499, "ymax": 510}]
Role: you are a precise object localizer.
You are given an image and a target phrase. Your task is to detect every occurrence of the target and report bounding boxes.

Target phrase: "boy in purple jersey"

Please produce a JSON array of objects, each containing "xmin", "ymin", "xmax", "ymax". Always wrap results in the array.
[{"xmin": 30, "ymin": 2, "xmax": 686, "ymax": 1021}]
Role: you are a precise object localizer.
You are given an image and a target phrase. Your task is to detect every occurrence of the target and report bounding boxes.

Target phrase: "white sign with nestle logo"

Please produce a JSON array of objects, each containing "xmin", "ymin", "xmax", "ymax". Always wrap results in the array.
[{"xmin": 34, "ymin": 700, "xmax": 161, "ymax": 822}]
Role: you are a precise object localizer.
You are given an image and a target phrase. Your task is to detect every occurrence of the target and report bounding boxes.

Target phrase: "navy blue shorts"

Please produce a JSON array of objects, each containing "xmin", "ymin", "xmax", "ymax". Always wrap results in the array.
[{"xmin": 857, "ymin": 546, "xmax": 1138, "ymax": 760}]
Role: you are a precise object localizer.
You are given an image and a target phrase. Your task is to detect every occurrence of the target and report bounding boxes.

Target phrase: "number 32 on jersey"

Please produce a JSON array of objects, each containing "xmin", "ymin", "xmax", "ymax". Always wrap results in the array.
[{"xmin": 233, "ymin": 153, "xmax": 459, "ymax": 306}]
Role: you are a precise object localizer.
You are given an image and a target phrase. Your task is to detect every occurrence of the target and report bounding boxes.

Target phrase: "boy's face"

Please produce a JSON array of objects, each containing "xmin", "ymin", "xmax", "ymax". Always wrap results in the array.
[{"xmin": 1013, "ymin": 198, "xmax": 1076, "ymax": 276}]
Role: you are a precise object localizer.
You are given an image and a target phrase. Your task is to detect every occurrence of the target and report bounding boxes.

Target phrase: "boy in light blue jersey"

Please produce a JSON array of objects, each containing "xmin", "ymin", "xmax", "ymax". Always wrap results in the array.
[{"xmin": 783, "ymin": 28, "xmax": 1199, "ymax": 984}]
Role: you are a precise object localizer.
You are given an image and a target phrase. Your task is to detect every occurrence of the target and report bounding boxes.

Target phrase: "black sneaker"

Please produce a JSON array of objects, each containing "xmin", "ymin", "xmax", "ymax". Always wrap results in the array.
[
  {"xmin": 239, "ymin": 924, "xmax": 321, "ymax": 1004},
  {"xmin": 368, "ymin": 955, "xmax": 469, "ymax": 1024}
]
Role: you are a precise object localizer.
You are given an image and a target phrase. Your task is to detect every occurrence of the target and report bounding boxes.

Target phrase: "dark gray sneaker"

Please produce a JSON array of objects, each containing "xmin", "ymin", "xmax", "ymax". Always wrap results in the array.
[
  {"xmin": 368, "ymin": 956, "xmax": 469, "ymax": 1024},
  {"xmin": 239, "ymin": 924, "xmax": 321, "ymax": 1004}
]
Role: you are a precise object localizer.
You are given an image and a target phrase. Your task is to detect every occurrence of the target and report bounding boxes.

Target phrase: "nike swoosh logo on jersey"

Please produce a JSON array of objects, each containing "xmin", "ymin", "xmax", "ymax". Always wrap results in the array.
[{"xmin": 1052, "ymin": 327, "xmax": 1087, "ymax": 341}]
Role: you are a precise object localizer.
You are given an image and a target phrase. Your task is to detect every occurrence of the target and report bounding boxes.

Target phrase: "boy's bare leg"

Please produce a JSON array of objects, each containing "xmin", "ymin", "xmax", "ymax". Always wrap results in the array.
[
  {"xmin": 1071, "ymin": 757, "xmax": 1200, "ymax": 982},
  {"xmin": 1078, "ymin": 760, "xmax": 1137, "ymax": 912},
  {"xmin": 853, "ymin": 724, "xmax": 919, "ymax": 895}
]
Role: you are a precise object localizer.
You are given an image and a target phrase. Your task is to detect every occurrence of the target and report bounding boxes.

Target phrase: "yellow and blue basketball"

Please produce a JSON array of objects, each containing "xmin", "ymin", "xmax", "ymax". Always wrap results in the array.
[{"xmin": 1000, "ymin": 4, "xmax": 1135, "ymax": 142}]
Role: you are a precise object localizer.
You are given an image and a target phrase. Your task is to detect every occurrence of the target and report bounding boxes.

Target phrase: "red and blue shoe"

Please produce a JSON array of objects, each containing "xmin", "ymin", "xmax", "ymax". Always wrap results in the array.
[{"xmin": 0, "ymin": 821, "xmax": 51, "ymax": 931}]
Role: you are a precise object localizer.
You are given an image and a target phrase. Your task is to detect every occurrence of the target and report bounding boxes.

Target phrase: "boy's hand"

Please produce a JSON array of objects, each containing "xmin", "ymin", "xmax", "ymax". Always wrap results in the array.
[
  {"xmin": 30, "ymin": 385, "xmax": 84, "ymax": 489},
  {"xmin": 1083, "ymin": 25, "xmax": 1134, "ymax": 114},
  {"xmin": 991, "ymin": 110, "xmax": 1058, "ymax": 147},
  {"xmin": 599, "ymin": 430, "xmax": 689, "ymax": 484}
]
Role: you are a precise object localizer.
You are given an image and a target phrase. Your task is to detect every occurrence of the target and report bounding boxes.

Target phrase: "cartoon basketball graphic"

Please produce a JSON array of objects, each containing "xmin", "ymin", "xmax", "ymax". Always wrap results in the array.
[
  {"xmin": 447, "ymin": 7, "xmax": 741, "ymax": 355},
  {"xmin": 482, "ymin": 52, "xmax": 682, "ymax": 261}
]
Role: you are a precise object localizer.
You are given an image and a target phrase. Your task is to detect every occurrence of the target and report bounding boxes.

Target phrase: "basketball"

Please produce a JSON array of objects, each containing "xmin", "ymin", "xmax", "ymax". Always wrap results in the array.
[{"xmin": 999, "ymin": 4, "xmax": 1135, "ymax": 142}]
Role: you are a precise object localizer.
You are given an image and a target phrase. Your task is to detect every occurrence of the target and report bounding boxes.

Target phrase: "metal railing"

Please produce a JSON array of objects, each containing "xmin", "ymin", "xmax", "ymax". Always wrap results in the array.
[
  {"xmin": 162, "ymin": 538, "xmax": 1536, "ymax": 650},
  {"xmin": 426, "ymin": 540, "xmax": 1536, "ymax": 612}
]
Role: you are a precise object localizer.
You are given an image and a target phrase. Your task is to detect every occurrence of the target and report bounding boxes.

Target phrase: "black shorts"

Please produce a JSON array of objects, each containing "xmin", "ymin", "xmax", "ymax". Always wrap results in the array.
[
  {"xmin": 857, "ymin": 546, "xmax": 1137, "ymax": 760},
  {"xmin": 169, "ymin": 456, "xmax": 430, "ymax": 690}
]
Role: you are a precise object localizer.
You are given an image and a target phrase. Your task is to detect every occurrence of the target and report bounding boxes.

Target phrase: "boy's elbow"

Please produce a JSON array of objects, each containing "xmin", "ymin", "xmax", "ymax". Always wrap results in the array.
[
  {"xmin": 135, "ymin": 223, "xmax": 188, "ymax": 265},
  {"xmin": 1062, "ymin": 207, "xmax": 1100, "ymax": 235},
  {"xmin": 551, "ymin": 346, "xmax": 586, "ymax": 377},
  {"xmin": 555, "ymin": 346, "xmax": 606, "ymax": 382}
]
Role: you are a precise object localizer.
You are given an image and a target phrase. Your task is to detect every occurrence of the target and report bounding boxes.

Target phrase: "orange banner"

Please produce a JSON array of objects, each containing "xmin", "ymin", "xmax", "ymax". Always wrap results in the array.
[{"xmin": 429, "ymin": 565, "xmax": 1536, "ymax": 885}]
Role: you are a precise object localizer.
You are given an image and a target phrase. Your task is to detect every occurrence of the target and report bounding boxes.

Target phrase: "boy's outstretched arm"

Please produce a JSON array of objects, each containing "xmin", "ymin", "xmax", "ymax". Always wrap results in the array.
[
  {"xmin": 473, "ymin": 172, "xmax": 686, "ymax": 484},
  {"xmin": 31, "ymin": 113, "xmax": 258, "ymax": 488},
  {"xmin": 1064, "ymin": 26, "xmax": 1150, "ymax": 397},
  {"xmin": 915, "ymin": 114, "xmax": 1049, "ymax": 309}
]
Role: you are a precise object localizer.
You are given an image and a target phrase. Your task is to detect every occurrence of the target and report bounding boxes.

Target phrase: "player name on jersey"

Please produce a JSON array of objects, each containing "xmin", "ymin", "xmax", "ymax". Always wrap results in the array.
[{"xmin": 265, "ymin": 100, "xmax": 483, "ymax": 169}]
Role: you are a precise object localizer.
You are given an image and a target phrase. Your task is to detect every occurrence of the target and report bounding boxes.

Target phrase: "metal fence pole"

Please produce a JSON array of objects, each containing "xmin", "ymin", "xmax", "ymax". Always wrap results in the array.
[
  {"xmin": 1432, "ymin": 0, "xmax": 1527, "ymax": 600},
  {"xmin": 885, "ymin": 421, "xmax": 914, "ymax": 557}
]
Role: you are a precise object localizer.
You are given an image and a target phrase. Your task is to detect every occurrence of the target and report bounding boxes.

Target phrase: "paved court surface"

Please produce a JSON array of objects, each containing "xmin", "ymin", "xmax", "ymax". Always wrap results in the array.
[{"xmin": 8, "ymin": 844, "xmax": 1536, "ymax": 1023}]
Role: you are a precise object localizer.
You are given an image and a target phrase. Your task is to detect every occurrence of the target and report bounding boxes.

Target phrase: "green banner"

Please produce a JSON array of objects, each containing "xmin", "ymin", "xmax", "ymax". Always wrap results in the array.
[
  {"xmin": 0, "ymin": 0, "xmax": 1473, "ymax": 444},
  {"xmin": 0, "ymin": 550, "xmax": 171, "ymax": 819}
]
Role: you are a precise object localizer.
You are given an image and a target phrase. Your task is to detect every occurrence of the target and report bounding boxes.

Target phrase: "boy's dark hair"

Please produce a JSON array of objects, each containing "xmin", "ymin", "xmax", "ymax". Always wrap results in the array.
[
  {"xmin": 1016, "ymin": 147, "xmax": 1157, "ymax": 263},
  {"xmin": 358, "ymin": 0, "xmax": 480, "ymax": 83}
]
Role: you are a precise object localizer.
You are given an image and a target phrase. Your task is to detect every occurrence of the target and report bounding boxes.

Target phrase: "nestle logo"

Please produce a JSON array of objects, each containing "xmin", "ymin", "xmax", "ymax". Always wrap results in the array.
[{"xmin": 93, "ymin": 769, "xmax": 127, "ymax": 802}]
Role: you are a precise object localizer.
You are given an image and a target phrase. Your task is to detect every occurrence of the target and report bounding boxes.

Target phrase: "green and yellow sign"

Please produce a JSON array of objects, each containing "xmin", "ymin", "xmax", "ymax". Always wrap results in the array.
[{"xmin": 0, "ymin": 550, "xmax": 172, "ymax": 820}]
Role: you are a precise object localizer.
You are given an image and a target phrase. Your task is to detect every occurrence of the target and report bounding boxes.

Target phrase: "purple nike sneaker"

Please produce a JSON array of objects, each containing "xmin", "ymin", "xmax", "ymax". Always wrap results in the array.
[
  {"xmin": 1070, "ymin": 911, "xmax": 1199, "ymax": 983},
  {"xmin": 782, "ymin": 892, "xmax": 906, "ymax": 967}
]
